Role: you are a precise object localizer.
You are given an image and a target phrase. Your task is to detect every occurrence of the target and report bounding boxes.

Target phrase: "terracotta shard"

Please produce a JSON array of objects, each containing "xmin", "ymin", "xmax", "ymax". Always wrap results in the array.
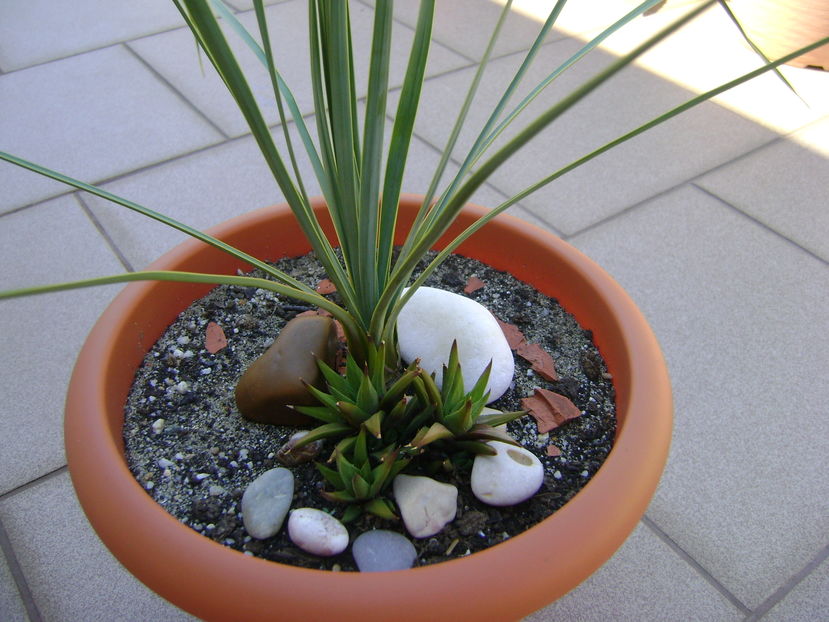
[
  {"xmin": 463, "ymin": 276, "xmax": 486, "ymax": 294},
  {"xmin": 521, "ymin": 388, "xmax": 581, "ymax": 433},
  {"xmin": 497, "ymin": 319, "xmax": 526, "ymax": 350},
  {"xmin": 205, "ymin": 321, "xmax": 228, "ymax": 354},
  {"xmin": 235, "ymin": 315, "xmax": 339, "ymax": 426},
  {"xmin": 516, "ymin": 341, "xmax": 559, "ymax": 381},
  {"xmin": 546, "ymin": 445, "xmax": 562, "ymax": 457},
  {"xmin": 315, "ymin": 278, "xmax": 337, "ymax": 294}
]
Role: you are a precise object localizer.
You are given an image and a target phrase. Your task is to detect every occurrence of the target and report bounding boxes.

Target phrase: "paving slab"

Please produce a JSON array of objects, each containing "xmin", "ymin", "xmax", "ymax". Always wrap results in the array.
[
  {"xmin": 0, "ymin": 0, "xmax": 183, "ymax": 72},
  {"xmin": 83, "ymin": 119, "xmax": 519, "ymax": 270},
  {"xmin": 524, "ymin": 522, "xmax": 742, "ymax": 621},
  {"xmin": 0, "ymin": 472, "xmax": 196, "ymax": 622},
  {"xmin": 0, "ymin": 538, "xmax": 28, "ymax": 622},
  {"xmin": 366, "ymin": 0, "xmax": 568, "ymax": 61},
  {"xmin": 129, "ymin": 0, "xmax": 469, "ymax": 137},
  {"xmin": 0, "ymin": 196, "xmax": 123, "ymax": 494},
  {"xmin": 0, "ymin": 45, "xmax": 223, "ymax": 214},
  {"xmin": 571, "ymin": 185, "xmax": 829, "ymax": 609},
  {"xmin": 397, "ymin": 34, "xmax": 778, "ymax": 236},
  {"xmin": 697, "ymin": 115, "xmax": 829, "ymax": 262},
  {"xmin": 763, "ymin": 554, "xmax": 829, "ymax": 622}
]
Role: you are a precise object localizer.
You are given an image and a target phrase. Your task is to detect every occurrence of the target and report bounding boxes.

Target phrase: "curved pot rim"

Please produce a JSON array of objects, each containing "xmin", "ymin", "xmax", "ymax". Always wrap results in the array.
[{"xmin": 64, "ymin": 195, "xmax": 672, "ymax": 622}]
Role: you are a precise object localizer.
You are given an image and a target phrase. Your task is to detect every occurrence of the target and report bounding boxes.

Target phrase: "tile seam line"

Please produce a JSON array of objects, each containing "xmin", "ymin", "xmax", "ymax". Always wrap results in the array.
[
  {"xmin": 0, "ymin": 23, "xmax": 187, "ymax": 76},
  {"xmin": 122, "ymin": 42, "xmax": 230, "ymax": 140},
  {"xmin": 641, "ymin": 514, "xmax": 752, "ymax": 615},
  {"xmin": 0, "ymin": 517, "xmax": 43, "ymax": 622},
  {"xmin": 0, "ymin": 467, "xmax": 68, "ymax": 503},
  {"xmin": 76, "ymin": 194, "xmax": 136, "ymax": 273},
  {"xmin": 692, "ymin": 183, "xmax": 829, "ymax": 267},
  {"xmin": 745, "ymin": 543, "xmax": 829, "ymax": 622}
]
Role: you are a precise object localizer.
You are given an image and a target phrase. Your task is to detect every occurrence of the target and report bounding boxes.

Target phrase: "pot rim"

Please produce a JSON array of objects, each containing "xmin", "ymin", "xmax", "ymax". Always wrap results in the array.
[{"xmin": 65, "ymin": 195, "xmax": 671, "ymax": 621}]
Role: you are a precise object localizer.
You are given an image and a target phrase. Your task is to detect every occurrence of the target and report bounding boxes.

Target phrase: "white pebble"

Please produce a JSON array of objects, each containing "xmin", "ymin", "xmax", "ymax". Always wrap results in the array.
[
  {"xmin": 177, "ymin": 335, "xmax": 191, "ymax": 345},
  {"xmin": 287, "ymin": 508, "xmax": 348, "ymax": 556},
  {"xmin": 471, "ymin": 441, "xmax": 544, "ymax": 506},
  {"xmin": 194, "ymin": 473, "xmax": 210, "ymax": 482},
  {"xmin": 396, "ymin": 287, "xmax": 514, "ymax": 403},
  {"xmin": 151, "ymin": 419, "xmax": 165, "ymax": 434},
  {"xmin": 174, "ymin": 381, "xmax": 189, "ymax": 394},
  {"xmin": 157, "ymin": 458, "xmax": 175, "ymax": 469},
  {"xmin": 393, "ymin": 474, "xmax": 457, "ymax": 538}
]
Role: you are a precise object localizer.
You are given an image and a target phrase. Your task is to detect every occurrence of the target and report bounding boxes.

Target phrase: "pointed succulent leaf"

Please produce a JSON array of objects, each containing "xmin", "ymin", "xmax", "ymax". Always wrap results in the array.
[
  {"xmin": 469, "ymin": 359, "xmax": 493, "ymax": 401},
  {"xmin": 320, "ymin": 489, "xmax": 357, "ymax": 504},
  {"xmin": 380, "ymin": 366, "xmax": 421, "ymax": 410},
  {"xmin": 316, "ymin": 357, "xmax": 352, "ymax": 396},
  {"xmin": 353, "ymin": 426, "xmax": 369, "ymax": 466},
  {"xmin": 356, "ymin": 368, "xmax": 380, "ymax": 414},
  {"xmin": 411, "ymin": 421, "xmax": 454, "ymax": 448},
  {"xmin": 316, "ymin": 461, "xmax": 345, "ymax": 490},
  {"xmin": 418, "ymin": 370, "xmax": 443, "ymax": 412},
  {"xmin": 363, "ymin": 410, "xmax": 384, "ymax": 439},
  {"xmin": 341, "ymin": 504, "xmax": 363, "ymax": 523},
  {"xmin": 464, "ymin": 424, "xmax": 521, "ymax": 446},
  {"xmin": 335, "ymin": 451, "xmax": 360, "ymax": 494},
  {"xmin": 295, "ymin": 422, "xmax": 352, "ymax": 447},
  {"xmin": 336, "ymin": 400, "xmax": 370, "ymax": 427},
  {"xmin": 363, "ymin": 497, "xmax": 399, "ymax": 521},
  {"xmin": 291, "ymin": 404, "xmax": 342, "ymax": 424},
  {"xmin": 303, "ymin": 381, "xmax": 340, "ymax": 411},
  {"xmin": 476, "ymin": 409, "xmax": 527, "ymax": 427},
  {"xmin": 351, "ymin": 473, "xmax": 371, "ymax": 499}
]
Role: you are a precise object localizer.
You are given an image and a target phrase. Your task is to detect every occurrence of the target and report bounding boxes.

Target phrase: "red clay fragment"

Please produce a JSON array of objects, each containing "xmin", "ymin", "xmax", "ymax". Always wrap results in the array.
[
  {"xmin": 521, "ymin": 388, "xmax": 582, "ymax": 433},
  {"xmin": 497, "ymin": 319, "xmax": 526, "ymax": 349},
  {"xmin": 546, "ymin": 445, "xmax": 562, "ymax": 457},
  {"xmin": 205, "ymin": 322, "xmax": 228, "ymax": 354},
  {"xmin": 463, "ymin": 276, "xmax": 486, "ymax": 294},
  {"xmin": 315, "ymin": 278, "xmax": 337, "ymax": 295},
  {"xmin": 516, "ymin": 341, "xmax": 559, "ymax": 381}
]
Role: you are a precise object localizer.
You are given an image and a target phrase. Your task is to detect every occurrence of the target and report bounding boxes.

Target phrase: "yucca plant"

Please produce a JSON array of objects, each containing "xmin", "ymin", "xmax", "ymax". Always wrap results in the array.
[{"xmin": 0, "ymin": 1, "xmax": 826, "ymax": 513}]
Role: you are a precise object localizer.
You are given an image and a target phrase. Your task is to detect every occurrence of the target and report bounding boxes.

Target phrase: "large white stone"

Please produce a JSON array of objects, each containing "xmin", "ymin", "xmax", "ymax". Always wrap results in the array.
[
  {"xmin": 287, "ymin": 508, "xmax": 349, "ymax": 557},
  {"xmin": 393, "ymin": 474, "xmax": 458, "ymax": 538},
  {"xmin": 396, "ymin": 286, "xmax": 514, "ymax": 402},
  {"xmin": 241, "ymin": 467, "xmax": 294, "ymax": 539},
  {"xmin": 471, "ymin": 441, "xmax": 544, "ymax": 506}
]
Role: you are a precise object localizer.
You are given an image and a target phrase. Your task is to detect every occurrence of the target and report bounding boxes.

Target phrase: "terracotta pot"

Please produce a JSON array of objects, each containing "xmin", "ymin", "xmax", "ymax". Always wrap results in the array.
[
  {"xmin": 65, "ymin": 195, "xmax": 672, "ymax": 621},
  {"xmin": 731, "ymin": 0, "xmax": 829, "ymax": 70}
]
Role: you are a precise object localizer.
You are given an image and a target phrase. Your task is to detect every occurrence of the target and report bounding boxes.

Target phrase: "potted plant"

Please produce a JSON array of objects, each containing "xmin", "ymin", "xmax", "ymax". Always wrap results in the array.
[{"xmin": 1, "ymin": 0, "xmax": 826, "ymax": 620}]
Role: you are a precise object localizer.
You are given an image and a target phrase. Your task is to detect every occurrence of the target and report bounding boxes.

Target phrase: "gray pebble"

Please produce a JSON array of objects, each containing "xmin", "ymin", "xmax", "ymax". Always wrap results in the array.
[
  {"xmin": 241, "ymin": 468, "xmax": 294, "ymax": 540},
  {"xmin": 352, "ymin": 530, "xmax": 417, "ymax": 572}
]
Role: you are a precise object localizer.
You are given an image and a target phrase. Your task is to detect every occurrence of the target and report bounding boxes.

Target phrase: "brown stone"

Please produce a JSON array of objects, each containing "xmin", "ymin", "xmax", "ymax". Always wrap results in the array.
[{"xmin": 235, "ymin": 315, "xmax": 338, "ymax": 426}]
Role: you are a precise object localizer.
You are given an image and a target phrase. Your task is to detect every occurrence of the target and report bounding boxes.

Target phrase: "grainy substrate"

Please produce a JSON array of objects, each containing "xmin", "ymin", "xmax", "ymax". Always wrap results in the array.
[{"xmin": 123, "ymin": 251, "xmax": 616, "ymax": 572}]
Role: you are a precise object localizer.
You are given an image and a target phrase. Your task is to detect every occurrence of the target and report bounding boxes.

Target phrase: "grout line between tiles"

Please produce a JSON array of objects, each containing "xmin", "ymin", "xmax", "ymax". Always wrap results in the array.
[
  {"xmin": 122, "ymin": 42, "xmax": 230, "ymax": 140},
  {"xmin": 75, "ymin": 194, "xmax": 136, "ymax": 273},
  {"xmin": 0, "ymin": 467, "xmax": 68, "ymax": 504},
  {"xmin": 0, "ymin": 517, "xmax": 43, "ymax": 622},
  {"xmin": 641, "ymin": 514, "xmax": 752, "ymax": 615},
  {"xmin": 745, "ymin": 543, "xmax": 829, "ymax": 622},
  {"xmin": 692, "ymin": 184, "xmax": 829, "ymax": 267}
]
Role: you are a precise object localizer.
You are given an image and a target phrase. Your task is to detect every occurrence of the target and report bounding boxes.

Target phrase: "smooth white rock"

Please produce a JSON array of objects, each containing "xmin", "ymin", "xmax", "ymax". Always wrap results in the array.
[
  {"xmin": 471, "ymin": 441, "xmax": 544, "ymax": 506},
  {"xmin": 393, "ymin": 474, "xmax": 458, "ymax": 539},
  {"xmin": 287, "ymin": 508, "xmax": 349, "ymax": 557},
  {"xmin": 396, "ymin": 286, "xmax": 514, "ymax": 403},
  {"xmin": 241, "ymin": 467, "xmax": 294, "ymax": 540},
  {"xmin": 352, "ymin": 530, "xmax": 417, "ymax": 572}
]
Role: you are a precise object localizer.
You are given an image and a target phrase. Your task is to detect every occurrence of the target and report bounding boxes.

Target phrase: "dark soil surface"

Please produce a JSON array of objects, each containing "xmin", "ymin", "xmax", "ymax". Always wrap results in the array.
[{"xmin": 123, "ymin": 251, "xmax": 616, "ymax": 572}]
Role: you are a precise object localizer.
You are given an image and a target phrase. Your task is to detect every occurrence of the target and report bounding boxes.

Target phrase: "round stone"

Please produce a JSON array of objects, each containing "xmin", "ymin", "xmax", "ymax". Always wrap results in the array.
[
  {"xmin": 471, "ymin": 441, "xmax": 544, "ymax": 506},
  {"xmin": 396, "ymin": 286, "xmax": 514, "ymax": 403},
  {"xmin": 241, "ymin": 467, "xmax": 294, "ymax": 539},
  {"xmin": 287, "ymin": 508, "xmax": 349, "ymax": 557},
  {"xmin": 393, "ymin": 474, "xmax": 458, "ymax": 538},
  {"xmin": 352, "ymin": 530, "xmax": 417, "ymax": 572}
]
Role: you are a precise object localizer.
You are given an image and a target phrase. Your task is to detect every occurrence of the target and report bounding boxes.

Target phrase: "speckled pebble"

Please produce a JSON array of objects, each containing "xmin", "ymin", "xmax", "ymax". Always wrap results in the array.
[
  {"xmin": 241, "ymin": 468, "xmax": 294, "ymax": 540},
  {"xmin": 287, "ymin": 508, "xmax": 348, "ymax": 556}
]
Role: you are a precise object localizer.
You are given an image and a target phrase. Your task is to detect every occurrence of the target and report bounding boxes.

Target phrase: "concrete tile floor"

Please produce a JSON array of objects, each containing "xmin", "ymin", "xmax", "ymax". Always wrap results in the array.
[{"xmin": 1, "ymin": 1, "xmax": 827, "ymax": 620}]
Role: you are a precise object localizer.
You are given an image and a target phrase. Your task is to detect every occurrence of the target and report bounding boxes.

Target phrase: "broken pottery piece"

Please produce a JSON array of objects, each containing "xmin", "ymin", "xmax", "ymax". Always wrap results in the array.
[{"xmin": 235, "ymin": 315, "xmax": 338, "ymax": 425}]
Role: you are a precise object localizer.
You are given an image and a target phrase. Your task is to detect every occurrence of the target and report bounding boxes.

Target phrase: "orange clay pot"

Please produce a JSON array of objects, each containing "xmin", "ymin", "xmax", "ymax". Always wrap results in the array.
[{"xmin": 65, "ymin": 195, "xmax": 672, "ymax": 621}]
